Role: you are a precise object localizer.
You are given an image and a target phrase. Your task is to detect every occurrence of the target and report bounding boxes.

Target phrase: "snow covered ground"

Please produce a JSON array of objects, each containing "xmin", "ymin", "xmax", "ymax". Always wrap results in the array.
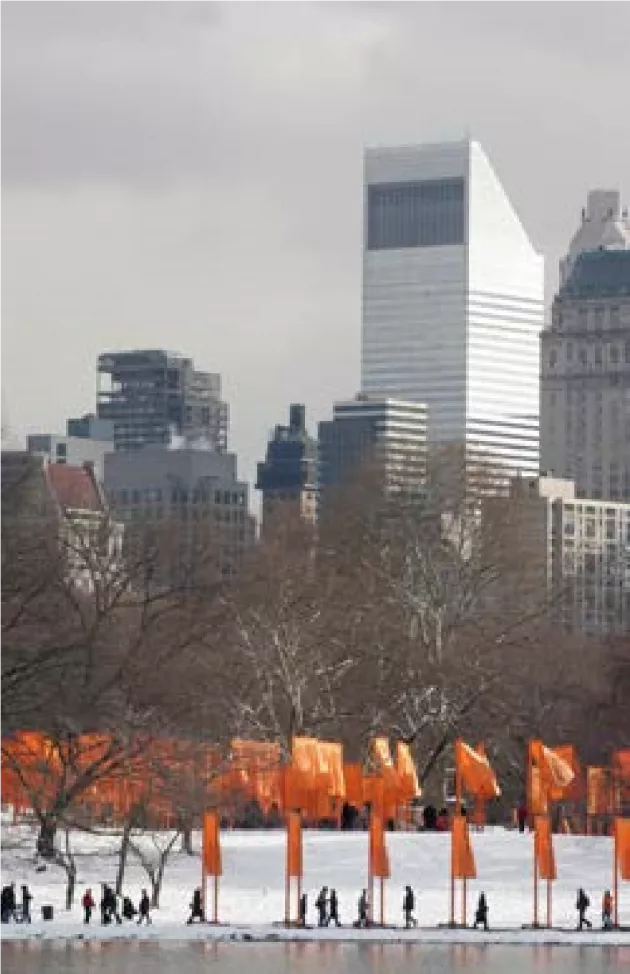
[{"xmin": 2, "ymin": 824, "xmax": 629, "ymax": 946}]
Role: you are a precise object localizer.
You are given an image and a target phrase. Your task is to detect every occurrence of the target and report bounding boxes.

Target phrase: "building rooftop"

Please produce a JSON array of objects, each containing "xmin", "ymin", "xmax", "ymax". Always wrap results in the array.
[
  {"xmin": 46, "ymin": 463, "xmax": 103, "ymax": 513},
  {"xmin": 559, "ymin": 249, "xmax": 630, "ymax": 300}
]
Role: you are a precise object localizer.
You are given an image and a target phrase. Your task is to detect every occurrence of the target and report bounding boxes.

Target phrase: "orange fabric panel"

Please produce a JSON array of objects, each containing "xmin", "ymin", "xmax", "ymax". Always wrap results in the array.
[
  {"xmin": 344, "ymin": 764, "xmax": 364, "ymax": 807},
  {"xmin": 615, "ymin": 818, "xmax": 630, "ymax": 880},
  {"xmin": 534, "ymin": 816, "xmax": 556, "ymax": 881},
  {"xmin": 203, "ymin": 811, "xmax": 222, "ymax": 876},
  {"xmin": 369, "ymin": 813, "xmax": 390, "ymax": 878},
  {"xmin": 282, "ymin": 766, "xmax": 307, "ymax": 812},
  {"xmin": 530, "ymin": 765, "xmax": 548, "ymax": 816},
  {"xmin": 455, "ymin": 740, "xmax": 500, "ymax": 799},
  {"xmin": 613, "ymin": 750, "xmax": 630, "ymax": 783},
  {"xmin": 587, "ymin": 767, "xmax": 610, "ymax": 816},
  {"xmin": 530, "ymin": 740, "xmax": 574, "ymax": 798},
  {"xmin": 317, "ymin": 742, "xmax": 346, "ymax": 798},
  {"xmin": 550, "ymin": 745, "xmax": 581, "ymax": 802},
  {"xmin": 286, "ymin": 811, "xmax": 303, "ymax": 878},
  {"xmin": 363, "ymin": 775, "xmax": 384, "ymax": 815},
  {"xmin": 452, "ymin": 814, "xmax": 476, "ymax": 879},
  {"xmin": 395, "ymin": 743, "xmax": 421, "ymax": 801}
]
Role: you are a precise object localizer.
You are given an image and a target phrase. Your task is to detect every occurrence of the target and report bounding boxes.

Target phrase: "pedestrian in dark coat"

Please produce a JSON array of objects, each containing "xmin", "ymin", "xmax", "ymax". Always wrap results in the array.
[
  {"xmin": 315, "ymin": 886, "xmax": 329, "ymax": 927},
  {"xmin": 577, "ymin": 888, "xmax": 592, "ymax": 930},
  {"xmin": 473, "ymin": 892, "xmax": 489, "ymax": 931},
  {"xmin": 1, "ymin": 884, "xmax": 17, "ymax": 923},
  {"xmin": 82, "ymin": 889, "xmax": 95, "ymax": 925},
  {"xmin": 187, "ymin": 888, "xmax": 204, "ymax": 924},
  {"xmin": 137, "ymin": 889, "xmax": 151, "ymax": 925},
  {"xmin": 357, "ymin": 889, "xmax": 369, "ymax": 928},
  {"xmin": 100, "ymin": 885, "xmax": 110, "ymax": 925},
  {"xmin": 122, "ymin": 896, "xmax": 136, "ymax": 921},
  {"xmin": 403, "ymin": 886, "xmax": 417, "ymax": 928},
  {"xmin": 328, "ymin": 889, "xmax": 341, "ymax": 927},
  {"xmin": 21, "ymin": 886, "xmax": 32, "ymax": 924}
]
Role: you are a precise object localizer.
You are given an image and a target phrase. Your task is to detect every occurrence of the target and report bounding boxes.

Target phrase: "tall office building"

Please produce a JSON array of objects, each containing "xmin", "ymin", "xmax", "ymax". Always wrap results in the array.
[
  {"xmin": 318, "ymin": 395, "xmax": 427, "ymax": 502},
  {"xmin": 97, "ymin": 349, "xmax": 228, "ymax": 453},
  {"xmin": 256, "ymin": 404, "xmax": 318, "ymax": 531},
  {"xmin": 541, "ymin": 191, "xmax": 630, "ymax": 500},
  {"xmin": 361, "ymin": 139, "xmax": 544, "ymax": 479}
]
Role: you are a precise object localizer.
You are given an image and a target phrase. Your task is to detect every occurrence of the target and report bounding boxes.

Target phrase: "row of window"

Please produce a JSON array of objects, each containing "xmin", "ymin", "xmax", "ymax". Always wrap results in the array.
[
  {"xmin": 548, "ymin": 340, "xmax": 630, "ymax": 369},
  {"xmin": 109, "ymin": 487, "xmax": 246, "ymax": 507},
  {"xmin": 553, "ymin": 304, "xmax": 624, "ymax": 331}
]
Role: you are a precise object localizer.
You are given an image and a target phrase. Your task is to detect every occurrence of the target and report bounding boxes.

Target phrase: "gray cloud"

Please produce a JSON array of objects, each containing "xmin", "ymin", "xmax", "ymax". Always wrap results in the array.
[{"xmin": 2, "ymin": 1, "xmax": 629, "ymax": 493}]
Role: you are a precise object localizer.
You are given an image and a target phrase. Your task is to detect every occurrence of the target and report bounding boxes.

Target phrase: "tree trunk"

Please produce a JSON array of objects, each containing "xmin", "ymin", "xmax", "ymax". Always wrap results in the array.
[
  {"xmin": 180, "ymin": 823, "xmax": 193, "ymax": 855},
  {"xmin": 36, "ymin": 815, "xmax": 57, "ymax": 860},
  {"xmin": 151, "ymin": 857, "xmax": 167, "ymax": 909},
  {"xmin": 65, "ymin": 858, "xmax": 76, "ymax": 911},
  {"xmin": 116, "ymin": 821, "xmax": 132, "ymax": 895}
]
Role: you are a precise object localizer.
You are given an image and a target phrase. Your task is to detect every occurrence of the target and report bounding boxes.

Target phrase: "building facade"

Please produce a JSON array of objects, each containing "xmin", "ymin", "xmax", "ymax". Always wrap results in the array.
[
  {"xmin": 97, "ymin": 349, "xmax": 228, "ymax": 453},
  {"xmin": 256, "ymin": 404, "xmax": 318, "ymax": 530},
  {"xmin": 2, "ymin": 451, "xmax": 123, "ymax": 593},
  {"xmin": 318, "ymin": 395, "xmax": 427, "ymax": 502},
  {"xmin": 104, "ymin": 446, "xmax": 254, "ymax": 585},
  {"xmin": 26, "ymin": 432, "xmax": 113, "ymax": 483},
  {"xmin": 503, "ymin": 476, "xmax": 630, "ymax": 636},
  {"xmin": 541, "ymin": 192, "xmax": 630, "ymax": 501},
  {"xmin": 361, "ymin": 139, "xmax": 544, "ymax": 478}
]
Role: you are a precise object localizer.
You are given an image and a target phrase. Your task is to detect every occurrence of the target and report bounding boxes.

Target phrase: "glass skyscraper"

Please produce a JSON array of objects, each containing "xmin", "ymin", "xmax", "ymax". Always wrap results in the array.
[{"xmin": 361, "ymin": 139, "xmax": 544, "ymax": 478}]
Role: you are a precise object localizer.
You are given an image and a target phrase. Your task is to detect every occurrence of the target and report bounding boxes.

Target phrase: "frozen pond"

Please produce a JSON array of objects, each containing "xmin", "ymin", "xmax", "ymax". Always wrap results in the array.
[{"xmin": 2, "ymin": 941, "xmax": 629, "ymax": 974}]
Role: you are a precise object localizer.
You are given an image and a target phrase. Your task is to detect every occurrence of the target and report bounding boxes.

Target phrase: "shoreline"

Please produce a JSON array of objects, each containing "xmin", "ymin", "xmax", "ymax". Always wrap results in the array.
[{"xmin": 3, "ymin": 922, "xmax": 630, "ymax": 948}]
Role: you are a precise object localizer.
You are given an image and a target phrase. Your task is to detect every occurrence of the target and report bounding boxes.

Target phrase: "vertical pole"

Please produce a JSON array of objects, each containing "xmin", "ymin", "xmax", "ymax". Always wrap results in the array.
[
  {"xmin": 462, "ymin": 877, "xmax": 467, "ymax": 927},
  {"xmin": 201, "ymin": 860, "xmax": 207, "ymax": 923},
  {"xmin": 297, "ymin": 876, "xmax": 302, "ymax": 928},
  {"xmin": 450, "ymin": 824, "xmax": 456, "ymax": 926},
  {"xmin": 369, "ymin": 873, "xmax": 374, "ymax": 926},
  {"xmin": 213, "ymin": 875, "xmax": 219, "ymax": 925},
  {"xmin": 285, "ymin": 816, "xmax": 290, "ymax": 926},
  {"xmin": 614, "ymin": 823, "xmax": 619, "ymax": 929},
  {"xmin": 546, "ymin": 879, "xmax": 551, "ymax": 929},
  {"xmin": 533, "ymin": 836, "xmax": 539, "ymax": 927},
  {"xmin": 380, "ymin": 876, "xmax": 384, "ymax": 927}
]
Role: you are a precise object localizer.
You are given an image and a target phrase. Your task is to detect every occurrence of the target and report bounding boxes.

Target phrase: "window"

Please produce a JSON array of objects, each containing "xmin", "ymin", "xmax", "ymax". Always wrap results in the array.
[
  {"xmin": 549, "ymin": 349, "xmax": 557, "ymax": 368},
  {"xmin": 367, "ymin": 178, "xmax": 465, "ymax": 250},
  {"xmin": 595, "ymin": 345, "xmax": 602, "ymax": 365},
  {"xmin": 610, "ymin": 345, "xmax": 620, "ymax": 364},
  {"xmin": 56, "ymin": 442, "xmax": 67, "ymax": 459},
  {"xmin": 566, "ymin": 343, "xmax": 573, "ymax": 362}
]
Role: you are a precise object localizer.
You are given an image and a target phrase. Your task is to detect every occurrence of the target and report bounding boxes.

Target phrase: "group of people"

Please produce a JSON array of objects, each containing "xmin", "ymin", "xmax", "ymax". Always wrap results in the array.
[
  {"xmin": 577, "ymin": 888, "xmax": 615, "ymax": 931},
  {"xmin": 296, "ymin": 885, "xmax": 422, "ymax": 930},
  {"xmin": 1, "ymin": 884, "xmax": 32, "ymax": 924},
  {"xmin": 81, "ymin": 885, "xmax": 151, "ymax": 926}
]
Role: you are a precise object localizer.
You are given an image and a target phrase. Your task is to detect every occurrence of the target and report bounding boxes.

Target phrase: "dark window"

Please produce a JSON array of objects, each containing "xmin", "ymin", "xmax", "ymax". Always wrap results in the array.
[
  {"xmin": 367, "ymin": 178, "xmax": 465, "ymax": 250},
  {"xmin": 56, "ymin": 442, "xmax": 67, "ymax": 459}
]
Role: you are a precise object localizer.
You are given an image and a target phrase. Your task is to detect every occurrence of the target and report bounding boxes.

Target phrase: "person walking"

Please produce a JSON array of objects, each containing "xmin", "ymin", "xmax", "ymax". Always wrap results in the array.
[
  {"xmin": 315, "ymin": 886, "xmax": 329, "ymax": 927},
  {"xmin": 357, "ymin": 889, "xmax": 369, "ymax": 928},
  {"xmin": 20, "ymin": 886, "xmax": 32, "ymax": 924},
  {"xmin": 577, "ymin": 888, "xmax": 592, "ymax": 930},
  {"xmin": 602, "ymin": 890, "xmax": 613, "ymax": 930},
  {"xmin": 1, "ymin": 884, "xmax": 17, "ymax": 923},
  {"xmin": 403, "ymin": 885, "xmax": 417, "ymax": 928},
  {"xmin": 137, "ymin": 890, "xmax": 151, "ymax": 925},
  {"xmin": 122, "ymin": 896, "xmax": 136, "ymax": 921},
  {"xmin": 82, "ymin": 889, "xmax": 95, "ymax": 925},
  {"xmin": 328, "ymin": 889, "xmax": 341, "ymax": 927},
  {"xmin": 517, "ymin": 801, "xmax": 527, "ymax": 834},
  {"xmin": 187, "ymin": 888, "xmax": 204, "ymax": 924},
  {"xmin": 473, "ymin": 892, "xmax": 489, "ymax": 931}
]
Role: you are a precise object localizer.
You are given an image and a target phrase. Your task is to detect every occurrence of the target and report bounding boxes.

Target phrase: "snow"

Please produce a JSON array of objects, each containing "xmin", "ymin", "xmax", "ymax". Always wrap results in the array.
[{"xmin": 2, "ymin": 824, "xmax": 629, "ymax": 946}]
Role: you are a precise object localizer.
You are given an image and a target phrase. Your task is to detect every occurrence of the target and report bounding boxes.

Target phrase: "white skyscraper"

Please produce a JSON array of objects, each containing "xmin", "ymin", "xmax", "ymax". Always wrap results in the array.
[{"xmin": 361, "ymin": 139, "xmax": 544, "ymax": 477}]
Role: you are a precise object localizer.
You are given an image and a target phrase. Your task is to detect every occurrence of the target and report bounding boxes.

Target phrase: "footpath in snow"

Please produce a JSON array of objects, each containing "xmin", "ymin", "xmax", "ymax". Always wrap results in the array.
[{"xmin": 2, "ymin": 826, "xmax": 629, "ymax": 947}]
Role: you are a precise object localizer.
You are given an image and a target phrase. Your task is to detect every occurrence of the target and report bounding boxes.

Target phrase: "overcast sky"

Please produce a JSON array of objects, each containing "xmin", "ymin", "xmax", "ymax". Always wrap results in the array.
[{"xmin": 2, "ymin": 1, "xmax": 629, "ymax": 493}]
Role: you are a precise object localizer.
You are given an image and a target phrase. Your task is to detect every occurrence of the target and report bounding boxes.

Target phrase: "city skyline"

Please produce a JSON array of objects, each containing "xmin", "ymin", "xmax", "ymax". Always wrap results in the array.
[{"xmin": 2, "ymin": 3, "xmax": 629, "ymax": 492}]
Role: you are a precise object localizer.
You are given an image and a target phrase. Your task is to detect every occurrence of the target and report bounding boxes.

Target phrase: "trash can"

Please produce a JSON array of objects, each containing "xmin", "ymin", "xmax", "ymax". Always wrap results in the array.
[{"xmin": 41, "ymin": 905, "xmax": 53, "ymax": 921}]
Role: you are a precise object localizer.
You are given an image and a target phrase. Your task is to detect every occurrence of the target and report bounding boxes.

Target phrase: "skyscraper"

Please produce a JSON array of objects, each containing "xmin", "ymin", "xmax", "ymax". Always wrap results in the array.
[
  {"xmin": 541, "ymin": 191, "xmax": 630, "ymax": 500},
  {"xmin": 318, "ymin": 395, "xmax": 427, "ymax": 503},
  {"xmin": 97, "ymin": 349, "xmax": 228, "ymax": 453},
  {"xmin": 256, "ymin": 404, "xmax": 318, "ymax": 531},
  {"xmin": 361, "ymin": 139, "xmax": 544, "ymax": 478}
]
